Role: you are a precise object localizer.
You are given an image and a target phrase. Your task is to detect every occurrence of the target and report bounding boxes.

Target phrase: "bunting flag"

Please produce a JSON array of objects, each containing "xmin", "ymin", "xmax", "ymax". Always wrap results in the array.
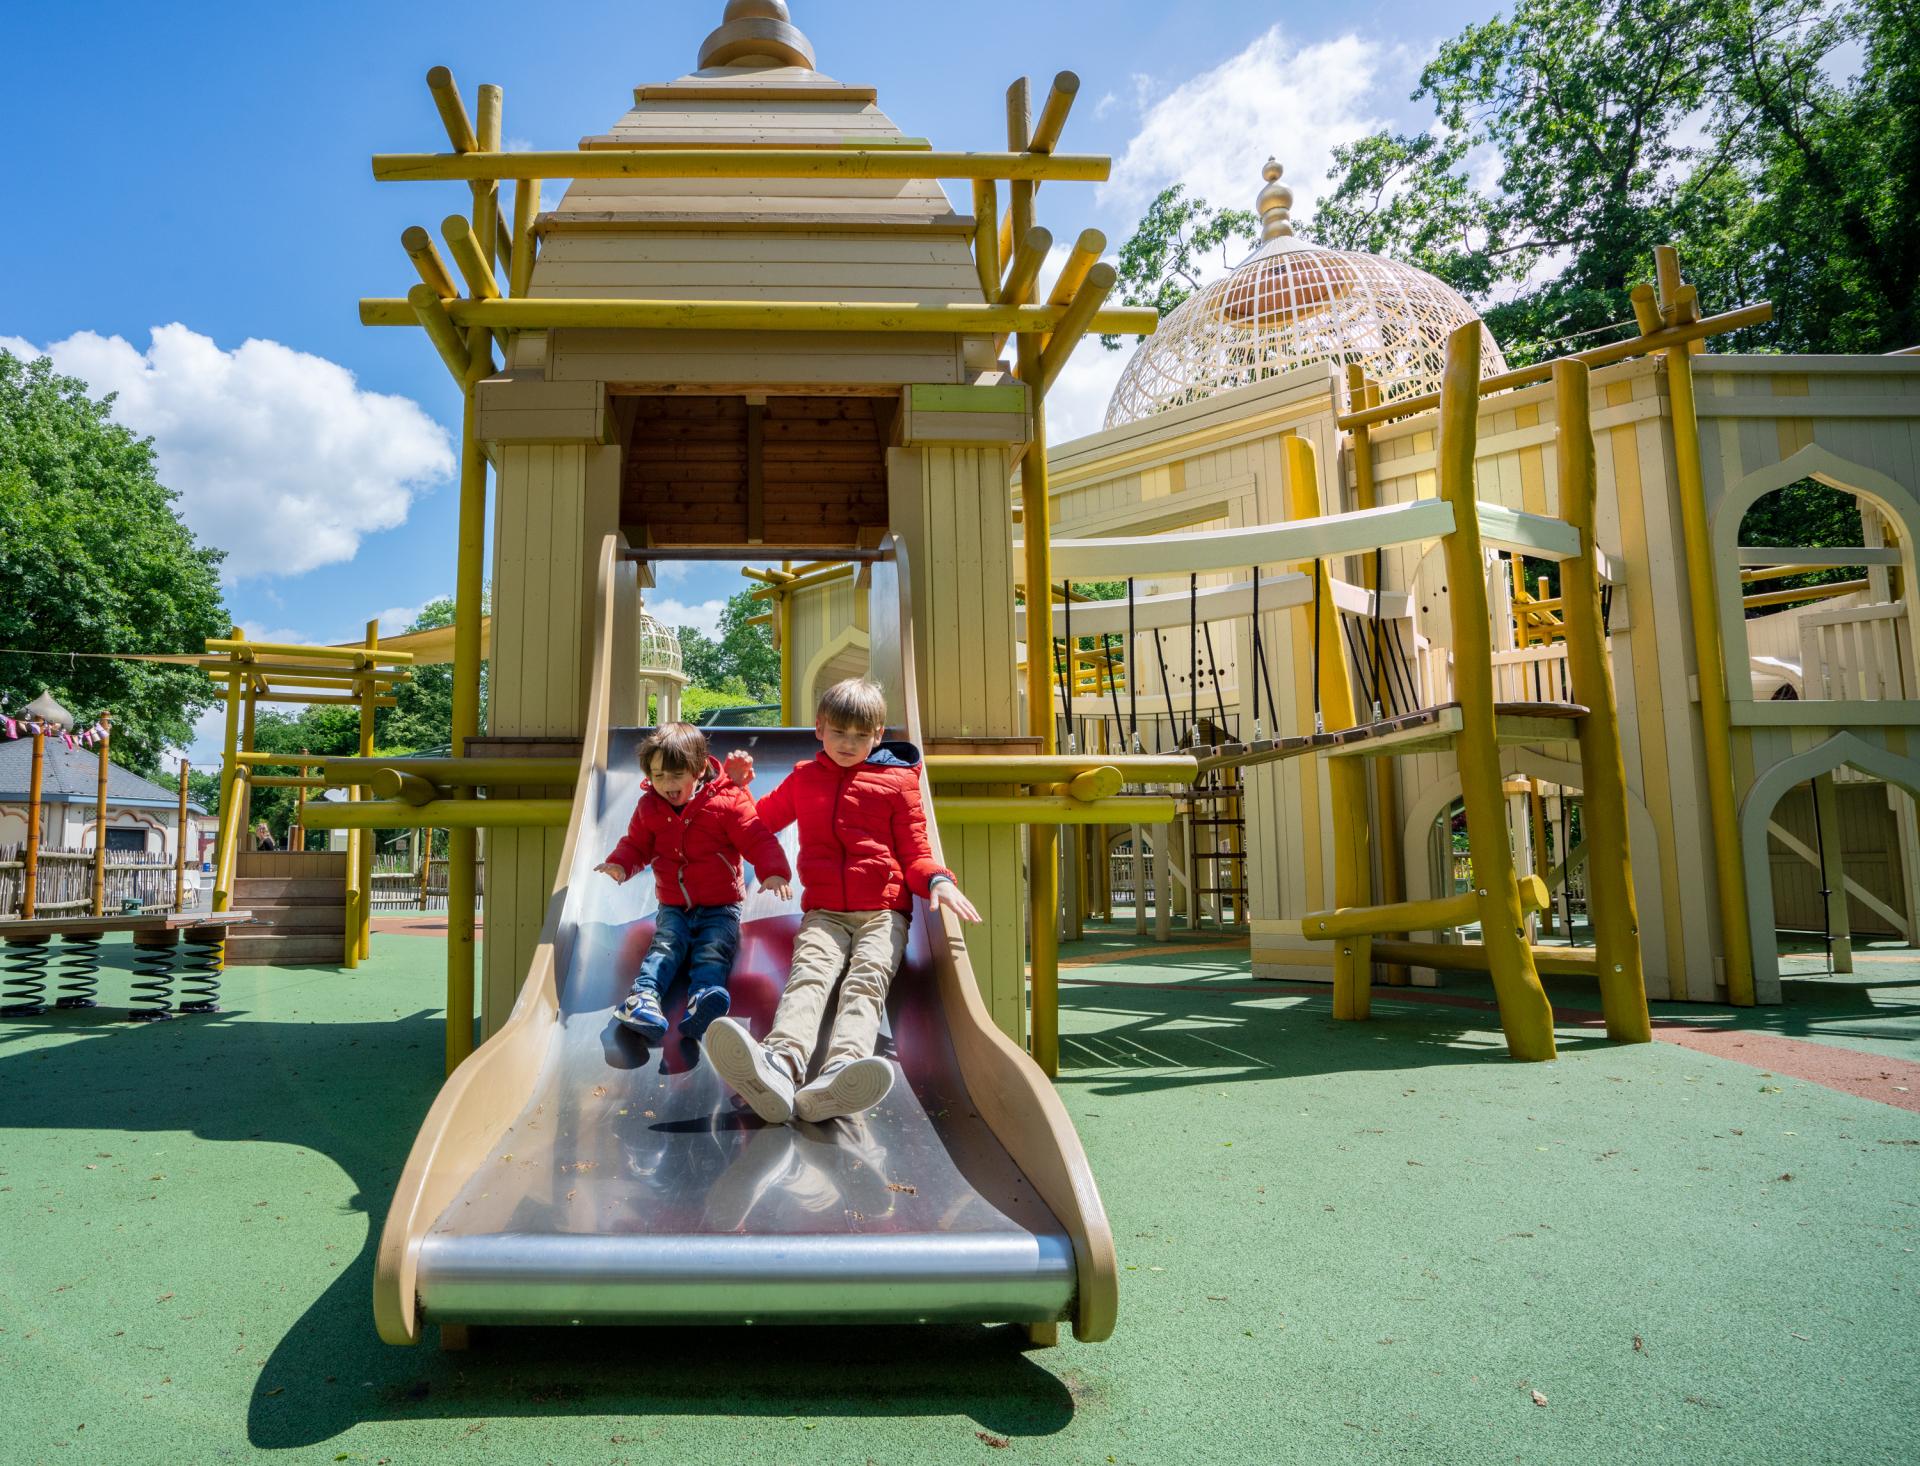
[{"xmin": 1, "ymin": 714, "xmax": 111, "ymax": 744}]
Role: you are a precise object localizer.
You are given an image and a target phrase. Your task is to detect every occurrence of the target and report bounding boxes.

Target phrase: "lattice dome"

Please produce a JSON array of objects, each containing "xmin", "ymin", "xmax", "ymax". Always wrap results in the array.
[
  {"xmin": 1105, "ymin": 159, "xmax": 1508, "ymax": 430},
  {"xmin": 637, "ymin": 613, "xmax": 685, "ymax": 679}
]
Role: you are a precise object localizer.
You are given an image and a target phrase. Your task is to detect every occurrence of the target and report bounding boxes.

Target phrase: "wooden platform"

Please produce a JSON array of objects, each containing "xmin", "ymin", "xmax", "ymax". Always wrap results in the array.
[{"xmin": 1, "ymin": 911, "xmax": 253, "ymax": 1020}]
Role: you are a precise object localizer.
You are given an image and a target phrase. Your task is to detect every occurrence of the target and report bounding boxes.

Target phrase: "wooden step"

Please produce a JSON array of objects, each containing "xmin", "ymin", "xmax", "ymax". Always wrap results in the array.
[
  {"xmin": 223, "ymin": 932, "xmax": 346, "ymax": 966},
  {"xmin": 237, "ymin": 905, "xmax": 346, "ymax": 933},
  {"xmin": 233, "ymin": 878, "xmax": 345, "ymax": 903}
]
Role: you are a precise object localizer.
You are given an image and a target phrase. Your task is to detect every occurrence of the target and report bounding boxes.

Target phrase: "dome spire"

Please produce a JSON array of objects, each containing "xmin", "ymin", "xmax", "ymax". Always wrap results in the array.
[
  {"xmin": 1257, "ymin": 158, "xmax": 1294, "ymax": 241},
  {"xmin": 698, "ymin": 0, "xmax": 817, "ymax": 70}
]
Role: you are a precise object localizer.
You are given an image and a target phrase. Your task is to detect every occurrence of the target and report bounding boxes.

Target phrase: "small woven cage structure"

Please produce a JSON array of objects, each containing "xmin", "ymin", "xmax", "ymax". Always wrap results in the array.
[
  {"xmin": 637, "ymin": 613, "xmax": 684, "ymax": 679},
  {"xmin": 1105, "ymin": 160, "xmax": 1508, "ymax": 430}
]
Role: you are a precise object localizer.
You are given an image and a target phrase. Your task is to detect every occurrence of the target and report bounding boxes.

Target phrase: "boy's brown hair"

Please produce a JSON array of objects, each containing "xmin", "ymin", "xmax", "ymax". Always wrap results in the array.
[
  {"xmin": 816, "ymin": 678, "xmax": 888, "ymax": 733},
  {"xmin": 639, "ymin": 722, "xmax": 709, "ymax": 780}
]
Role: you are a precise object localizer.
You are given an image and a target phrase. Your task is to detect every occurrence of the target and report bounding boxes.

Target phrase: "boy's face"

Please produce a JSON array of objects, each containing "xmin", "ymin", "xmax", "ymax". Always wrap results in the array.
[
  {"xmin": 816, "ymin": 718, "xmax": 881, "ymax": 768},
  {"xmin": 647, "ymin": 756, "xmax": 698, "ymax": 806}
]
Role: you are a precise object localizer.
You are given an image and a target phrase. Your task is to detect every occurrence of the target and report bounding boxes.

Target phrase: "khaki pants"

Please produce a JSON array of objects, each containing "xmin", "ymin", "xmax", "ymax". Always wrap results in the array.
[{"xmin": 763, "ymin": 909, "xmax": 909, "ymax": 1077}]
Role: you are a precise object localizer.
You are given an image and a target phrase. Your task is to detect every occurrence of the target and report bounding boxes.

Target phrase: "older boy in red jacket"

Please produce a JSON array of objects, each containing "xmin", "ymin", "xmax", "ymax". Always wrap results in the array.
[
  {"xmin": 596, "ymin": 723, "xmax": 790, "ymax": 1042},
  {"xmin": 704, "ymin": 679, "xmax": 979, "ymax": 1123}
]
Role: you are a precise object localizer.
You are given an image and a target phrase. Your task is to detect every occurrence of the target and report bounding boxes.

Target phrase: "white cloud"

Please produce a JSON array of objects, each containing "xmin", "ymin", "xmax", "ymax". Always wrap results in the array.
[
  {"xmin": 1104, "ymin": 27, "xmax": 1392, "ymax": 233},
  {"xmin": 0, "ymin": 326, "xmax": 454, "ymax": 581},
  {"xmin": 1047, "ymin": 339, "xmax": 1134, "ymax": 445},
  {"xmin": 370, "ymin": 601, "xmax": 439, "ymax": 635},
  {"xmin": 238, "ymin": 619, "xmax": 317, "ymax": 647},
  {"xmin": 645, "ymin": 596, "xmax": 728, "ymax": 639},
  {"xmin": 1093, "ymin": 90, "xmax": 1119, "ymax": 120}
]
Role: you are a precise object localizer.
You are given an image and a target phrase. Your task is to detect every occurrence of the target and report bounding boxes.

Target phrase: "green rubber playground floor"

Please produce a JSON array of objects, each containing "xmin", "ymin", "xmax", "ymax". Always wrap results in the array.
[{"xmin": 3, "ymin": 931, "xmax": 1917, "ymax": 1465}]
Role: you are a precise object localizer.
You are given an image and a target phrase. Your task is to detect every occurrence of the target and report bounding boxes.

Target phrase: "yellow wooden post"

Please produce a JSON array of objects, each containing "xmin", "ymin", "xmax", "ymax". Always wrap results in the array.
[
  {"xmin": 22, "ymin": 732, "xmax": 43, "ymax": 919},
  {"xmin": 1439, "ymin": 324, "xmax": 1556, "ymax": 1061},
  {"xmin": 971, "ymin": 179, "xmax": 1000, "ymax": 300},
  {"xmin": 1553, "ymin": 358, "xmax": 1651, "ymax": 1042},
  {"xmin": 1344, "ymin": 365, "xmax": 1408, "ymax": 985},
  {"xmin": 211, "ymin": 631, "xmax": 246, "ymax": 914},
  {"xmin": 175, "ymin": 758, "xmax": 190, "ymax": 913},
  {"xmin": 358, "ymin": 620, "xmax": 379, "ymax": 961},
  {"xmin": 509, "ymin": 179, "xmax": 539, "ymax": 298},
  {"xmin": 238, "ymin": 682, "xmax": 258, "ymax": 843},
  {"xmin": 92, "ymin": 715, "xmax": 110, "ymax": 916},
  {"xmin": 1637, "ymin": 249, "xmax": 1755, "ymax": 1005},
  {"xmin": 1285, "ymin": 436, "xmax": 1373, "ymax": 1019},
  {"xmin": 446, "ymin": 333, "xmax": 490, "ymax": 1074},
  {"xmin": 293, "ymin": 750, "xmax": 309, "ymax": 853},
  {"xmin": 777, "ymin": 580, "xmax": 796, "ymax": 723}
]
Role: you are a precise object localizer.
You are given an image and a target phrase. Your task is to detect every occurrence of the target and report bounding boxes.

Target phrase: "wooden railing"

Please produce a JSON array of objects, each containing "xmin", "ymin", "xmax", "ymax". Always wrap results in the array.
[
  {"xmin": 0, "ymin": 848, "xmax": 187, "ymax": 919},
  {"xmin": 1798, "ymin": 599, "xmax": 1912, "ymax": 702}
]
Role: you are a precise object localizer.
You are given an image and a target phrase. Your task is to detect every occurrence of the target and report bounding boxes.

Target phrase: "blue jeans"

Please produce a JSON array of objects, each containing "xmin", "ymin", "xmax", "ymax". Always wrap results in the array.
[{"xmin": 635, "ymin": 903, "xmax": 742, "ymax": 1003}]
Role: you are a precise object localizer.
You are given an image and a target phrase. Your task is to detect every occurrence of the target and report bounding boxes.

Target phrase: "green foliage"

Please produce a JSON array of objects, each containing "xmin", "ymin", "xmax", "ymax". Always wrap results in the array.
[
  {"xmin": 0, "ymin": 350, "xmax": 229, "ymax": 772},
  {"xmin": 151, "ymin": 765, "xmax": 221, "ymax": 817},
  {"xmin": 676, "ymin": 589, "xmax": 779, "ymax": 702},
  {"xmin": 1102, "ymin": 186, "xmax": 1259, "ymax": 348},
  {"xmin": 379, "ymin": 597, "xmax": 475, "ymax": 754},
  {"xmin": 1301, "ymin": 0, "xmax": 1919, "ymax": 362},
  {"xmin": 1739, "ymin": 478, "xmax": 1868, "ymax": 603}
]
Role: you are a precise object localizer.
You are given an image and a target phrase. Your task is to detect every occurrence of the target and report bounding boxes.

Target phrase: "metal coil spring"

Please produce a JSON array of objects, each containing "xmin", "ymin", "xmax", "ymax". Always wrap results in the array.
[
  {"xmin": 175, "ymin": 931, "xmax": 224, "ymax": 1013},
  {"xmin": 2, "ymin": 937, "xmax": 51, "ymax": 1016},
  {"xmin": 127, "ymin": 941, "xmax": 175, "ymax": 1023},
  {"xmin": 54, "ymin": 933, "xmax": 103, "ymax": 1009}
]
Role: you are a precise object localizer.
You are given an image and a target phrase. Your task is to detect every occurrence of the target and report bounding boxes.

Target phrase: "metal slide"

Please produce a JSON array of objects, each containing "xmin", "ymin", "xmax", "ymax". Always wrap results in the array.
[{"xmin": 374, "ymin": 536, "xmax": 1116, "ymax": 1344}]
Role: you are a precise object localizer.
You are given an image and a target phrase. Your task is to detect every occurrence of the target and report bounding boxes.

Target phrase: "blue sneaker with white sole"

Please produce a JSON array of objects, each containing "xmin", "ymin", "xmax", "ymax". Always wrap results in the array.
[
  {"xmin": 679, "ymin": 986, "xmax": 731, "ymax": 1040},
  {"xmin": 615, "ymin": 987, "xmax": 668, "ymax": 1042}
]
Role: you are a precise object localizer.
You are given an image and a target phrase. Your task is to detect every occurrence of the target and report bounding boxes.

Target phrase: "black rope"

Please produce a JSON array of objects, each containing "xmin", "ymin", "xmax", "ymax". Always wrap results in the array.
[
  {"xmin": 1050, "ymin": 588, "xmax": 1072, "ymax": 744},
  {"xmin": 1152, "ymin": 621, "xmax": 1179, "ymax": 752},
  {"xmin": 1063, "ymin": 583, "xmax": 1075, "ymax": 752},
  {"xmin": 1388, "ymin": 618, "xmax": 1420, "ymax": 714},
  {"xmin": 1810, "ymin": 778, "xmax": 1835, "ymax": 975},
  {"xmin": 1201, "ymin": 619, "xmax": 1230, "ymax": 733},
  {"xmin": 1126, "ymin": 578, "xmax": 1140, "ymax": 748},
  {"xmin": 1600, "ymin": 583, "xmax": 1614, "ymax": 635},
  {"xmin": 1370, "ymin": 547, "xmax": 1386, "ymax": 718},
  {"xmin": 1102, "ymin": 631, "xmax": 1125, "ymax": 741},
  {"xmin": 1250, "ymin": 566, "xmax": 1261, "ymax": 732},
  {"xmin": 1188, "ymin": 574, "xmax": 1199, "ymax": 748}
]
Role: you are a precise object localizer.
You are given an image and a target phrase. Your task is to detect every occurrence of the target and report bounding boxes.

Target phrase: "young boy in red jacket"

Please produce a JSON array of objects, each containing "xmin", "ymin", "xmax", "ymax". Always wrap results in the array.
[
  {"xmin": 704, "ymin": 678, "xmax": 979, "ymax": 1123},
  {"xmin": 596, "ymin": 723, "xmax": 791, "ymax": 1042}
]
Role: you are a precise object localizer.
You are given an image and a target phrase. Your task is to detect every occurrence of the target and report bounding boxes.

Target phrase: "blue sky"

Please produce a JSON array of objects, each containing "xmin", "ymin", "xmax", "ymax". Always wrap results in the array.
[{"xmin": 1, "ymin": 0, "xmax": 1495, "ymax": 758}]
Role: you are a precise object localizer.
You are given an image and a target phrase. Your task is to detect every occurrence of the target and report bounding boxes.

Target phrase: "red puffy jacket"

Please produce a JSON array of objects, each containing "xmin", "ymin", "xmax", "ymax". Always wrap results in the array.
[
  {"xmin": 750, "ymin": 743, "xmax": 952, "ymax": 914},
  {"xmin": 604, "ymin": 757, "xmax": 790, "ymax": 909}
]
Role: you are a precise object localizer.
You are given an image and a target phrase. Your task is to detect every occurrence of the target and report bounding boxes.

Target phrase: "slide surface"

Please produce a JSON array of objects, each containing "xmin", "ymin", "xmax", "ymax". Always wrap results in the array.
[{"xmin": 374, "ymin": 536, "xmax": 1115, "ymax": 1342}]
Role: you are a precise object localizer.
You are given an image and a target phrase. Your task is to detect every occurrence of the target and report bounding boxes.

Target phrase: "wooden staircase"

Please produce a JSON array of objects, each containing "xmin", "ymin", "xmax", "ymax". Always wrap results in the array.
[{"xmin": 224, "ymin": 851, "xmax": 348, "ymax": 967}]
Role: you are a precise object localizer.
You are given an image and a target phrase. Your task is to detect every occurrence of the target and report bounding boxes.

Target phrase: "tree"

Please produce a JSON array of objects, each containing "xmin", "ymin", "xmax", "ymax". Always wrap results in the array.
[
  {"xmin": 676, "ymin": 588, "xmax": 779, "ymax": 704},
  {"xmin": 1102, "ymin": 186, "xmax": 1258, "ymax": 348},
  {"xmin": 378, "ymin": 597, "xmax": 476, "ymax": 753},
  {"xmin": 0, "ymin": 350, "xmax": 229, "ymax": 771},
  {"xmin": 1300, "ymin": 0, "xmax": 1918, "ymax": 362}
]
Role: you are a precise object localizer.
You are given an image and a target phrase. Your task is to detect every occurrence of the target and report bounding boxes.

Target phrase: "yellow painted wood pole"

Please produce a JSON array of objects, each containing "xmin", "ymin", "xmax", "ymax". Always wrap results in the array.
[
  {"xmin": 1036, "ymin": 263, "xmax": 1117, "ymax": 395},
  {"xmin": 971, "ymin": 179, "xmax": 1001, "ymax": 300},
  {"xmin": 175, "ymin": 758, "xmax": 190, "ymax": 912},
  {"xmin": 1039, "ymin": 229, "xmax": 1104, "ymax": 352},
  {"xmin": 1555, "ymin": 357, "xmax": 1651, "ymax": 1041},
  {"xmin": 1438, "ymin": 324, "xmax": 1556, "ymax": 1061},
  {"xmin": 22, "ymin": 732, "xmax": 43, "ymax": 919},
  {"xmin": 361, "ymin": 296, "xmax": 1160, "ymax": 337},
  {"xmin": 446, "ymin": 326, "xmax": 490, "ymax": 1075},
  {"xmin": 211, "ymin": 633, "xmax": 245, "ymax": 913},
  {"xmin": 92, "ymin": 715, "xmax": 110, "ymax": 915},
  {"xmin": 441, "ymin": 216, "xmax": 500, "ymax": 299},
  {"xmin": 1017, "ymin": 327, "xmax": 1060, "ymax": 1077},
  {"xmin": 1285, "ymin": 436, "xmax": 1373, "ymax": 1020},
  {"xmin": 358, "ymin": 621, "xmax": 379, "ymax": 960},
  {"xmin": 1811, "ymin": 773, "xmax": 1853, "ymax": 973},
  {"xmin": 474, "ymin": 84, "xmax": 502, "ymax": 272},
  {"xmin": 401, "ymin": 226, "xmax": 460, "ymax": 300},
  {"xmin": 238, "ymin": 683, "xmax": 257, "ymax": 845},
  {"xmin": 302, "ymin": 799, "xmax": 570, "ymax": 831},
  {"xmin": 293, "ymin": 750, "xmax": 308, "ymax": 852},
  {"xmin": 1345, "ymin": 366, "xmax": 1409, "ymax": 986},
  {"xmin": 407, "ymin": 285, "xmax": 474, "ymax": 385},
  {"xmin": 509, "ymin": 179, "xmax": 539, "ymax": 298},
  {"xmin": 425, "ymin": 66, "xmax": 479, "ymax": 153},
  {"xmin": 1637, "ymin": 254, "xmax": 1755, "ymax": 1006},
  {"xmin": 1005, "ymin": 78, "xmax": 1034, "ymax": 282},
  {"xmin": 1000, "ymin": 226, "xmax": 1052, "ymax": 307},
  {"xmin": 1306, "ymin": 874, "xmax": 1551, "ymax": 940}
]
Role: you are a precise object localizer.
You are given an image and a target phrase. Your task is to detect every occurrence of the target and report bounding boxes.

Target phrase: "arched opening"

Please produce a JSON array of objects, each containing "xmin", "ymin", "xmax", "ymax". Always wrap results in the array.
[
  {"xmin": 1739, "ymin": 733, "xmax": 1920, "ymax": 1001},
  {"xmin": 801, "ymin": 624, "xmax": 870, "ymax": 714}
]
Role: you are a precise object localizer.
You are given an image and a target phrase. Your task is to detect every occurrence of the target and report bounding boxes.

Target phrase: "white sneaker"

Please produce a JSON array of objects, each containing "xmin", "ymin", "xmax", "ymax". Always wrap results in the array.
[
  {"xmin": 794, "ymin": 1056, "xmax": 895, "ymax": 1123},
  {"xmin": 703, "ymin": 1017, "xmax": 796, "ymax": 1124}
]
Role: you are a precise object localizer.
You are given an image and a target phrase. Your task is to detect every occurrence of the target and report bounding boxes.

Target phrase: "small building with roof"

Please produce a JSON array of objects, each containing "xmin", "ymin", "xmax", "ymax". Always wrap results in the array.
[{"xmin": 0, "ymin": 739, "xmax": 208, "ymax": 859}]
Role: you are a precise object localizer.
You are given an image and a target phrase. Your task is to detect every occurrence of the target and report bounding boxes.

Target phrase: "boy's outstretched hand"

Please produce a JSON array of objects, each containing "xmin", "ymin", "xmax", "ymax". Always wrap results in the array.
[
  {"xmin": 931, "ymin": 880, "xmax": 982, "ymax": 924},
  {"xmin": 723, "ymin": 749, "xmax": 755, "ymax": 785},
  {"xmin": 595, "ymin": 862, "xmax": 629, "ymax": 883},
  {"xmin": 761, "ymin": 876, "xmax": 793, "ymax": 900}
]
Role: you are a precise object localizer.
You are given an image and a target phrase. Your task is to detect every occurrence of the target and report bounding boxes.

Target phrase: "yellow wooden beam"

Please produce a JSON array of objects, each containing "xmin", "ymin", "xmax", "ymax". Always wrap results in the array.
[
  {"xmin": 1337, "ymin": 302, "xmax": 1775, "ymax": 431},
  {"xmin": 401, "ymin": 225, "xmax": 461, "ymax": 299},
  {"xmin": 371, "ymin": 148, "xmax": 1112, "ymax": 183},
  {"xmin": 321, "ymin": 756, "xmax": 575, "ymax": 785},
  {"xmin": 1742, "ymin": 577, "xmax": 1869, "ymax": 610},
  {"xmin": 1036, "ymin": 263, "xmax": 1117, "ymax": 395},
  {"xmin": 361, "ymin": 295, "xmax": 1159, "ymax": 336},
  {"xmin": 971, "ymin": 178, "xmax": 1001, "ymax": 300},
  {"xmin": 302, "ymin": 799, "xmax": 570, "ymax": 830},
  {"xmin": 425, "ymin": 65, "xmax": 479, "ymax": 153},
  {"xmin": 371, "ymin": 768, "xmax": 442, "ymax": 805},
  {"xmin": 1000, "ymin": 226, "xmax": 1052, "ymax": 306},
  {"xmin": 1030, "ymin": 71, "xmax": 1080, "ymax": 156},
  {"xmin": 407, "ymin": 284, "xmax": 474, "ymax": 383},
  {"xmin": 204, "ymin": 639, "xmax": 413, "ymax": 665},
  {"xmin": 440, "ymin": 215, "xmax": 500, "ymax": 300},
  {"xmin": 934, "ymin": 795, "xmax": 1177, "ymax": 826},
  {"xmin": 509, "ymin": 179, "xmax": 539, "ymax": 298},
  {"xmin": 1305, "ymin": 875, "xmax": 1550, "ymax": 940}
]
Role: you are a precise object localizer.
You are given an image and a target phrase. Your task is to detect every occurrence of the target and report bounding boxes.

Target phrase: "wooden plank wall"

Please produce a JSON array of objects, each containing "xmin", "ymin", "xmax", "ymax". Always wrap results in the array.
[
  {"xmin": 622, "ymin": 395, "xmax": 888, "ymax": 548},
  {"xmin": 890, "ymin": 443, "xmax": 1026, "ymax": 1038},
  {"xmin": 1766, "ymin": 782, "xmax": 1907, "ymax": 936}
]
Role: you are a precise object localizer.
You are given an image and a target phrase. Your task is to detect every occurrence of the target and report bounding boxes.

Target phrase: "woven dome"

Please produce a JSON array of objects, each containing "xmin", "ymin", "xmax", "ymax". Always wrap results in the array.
[
  {"xmin": 637, "ymin": 613, "xmax": 684, "ymax": 678},
  {"xmin": 1105, "ymin": 160, "xmax": 1508, "ymax": 430}
]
